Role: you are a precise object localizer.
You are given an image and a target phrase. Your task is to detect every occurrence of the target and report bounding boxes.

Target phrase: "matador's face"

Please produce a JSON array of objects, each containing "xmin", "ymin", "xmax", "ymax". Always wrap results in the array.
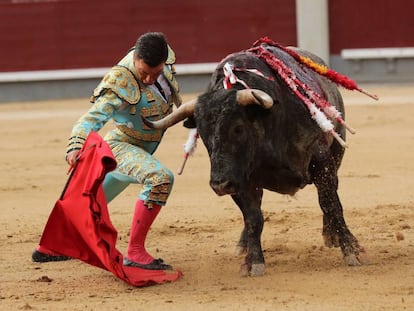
[{"xmin": 134, "ymin": 58, "xmax": 164, "ymax": 85}]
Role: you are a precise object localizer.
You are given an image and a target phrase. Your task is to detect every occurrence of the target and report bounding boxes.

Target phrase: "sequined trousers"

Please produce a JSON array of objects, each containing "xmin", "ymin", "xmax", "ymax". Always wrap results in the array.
[{"xmin": 102, "ymin": 129, "xmax": 174, "ymax": 207}]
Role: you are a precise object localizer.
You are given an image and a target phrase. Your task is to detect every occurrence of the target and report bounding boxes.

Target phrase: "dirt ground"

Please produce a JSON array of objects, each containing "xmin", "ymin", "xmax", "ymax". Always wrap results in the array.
[{"xmin": 1, "ymin": 84, "xmax": 414, "ymax": 311}]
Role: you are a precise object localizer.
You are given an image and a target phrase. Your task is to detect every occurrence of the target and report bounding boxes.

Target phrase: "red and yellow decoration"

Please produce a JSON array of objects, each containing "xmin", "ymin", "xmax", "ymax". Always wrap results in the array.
[
  {"xmin": 253, "ymin": 37, "xmax": 379, "ymax": 100},
  {"xmin": 244, "ymin": 37, "xmax": 379, "ymax": 147}
]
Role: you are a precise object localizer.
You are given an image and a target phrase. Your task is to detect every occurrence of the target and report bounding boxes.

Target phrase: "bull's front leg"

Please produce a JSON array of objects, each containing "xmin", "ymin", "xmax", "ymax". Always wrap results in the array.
[
  {"xmin": 231, "ymin": 187, "xmax": 265, "ymax": 277},
  {"xmin": 310, "ymin": 151, "xmax": 366, "ymax": 266}
]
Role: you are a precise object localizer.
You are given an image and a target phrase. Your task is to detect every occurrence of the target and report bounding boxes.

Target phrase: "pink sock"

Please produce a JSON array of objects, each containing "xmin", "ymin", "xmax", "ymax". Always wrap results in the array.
[{"xmin": 126, "ymin": 200, "xmax": 161, "ymax": 264}]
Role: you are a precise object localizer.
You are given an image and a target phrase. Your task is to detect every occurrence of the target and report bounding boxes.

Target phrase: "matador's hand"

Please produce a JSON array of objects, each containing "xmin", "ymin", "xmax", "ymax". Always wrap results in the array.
[{"xmin": 66, "ymin": 150, "xmax": 80, "ymax": 166}]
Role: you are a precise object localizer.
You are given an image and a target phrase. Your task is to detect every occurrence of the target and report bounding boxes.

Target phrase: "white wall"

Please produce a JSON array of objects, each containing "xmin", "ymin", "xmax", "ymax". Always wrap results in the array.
[{"xmin": 295, "ymin": 0, "xmax": 330, "ymax": 64}]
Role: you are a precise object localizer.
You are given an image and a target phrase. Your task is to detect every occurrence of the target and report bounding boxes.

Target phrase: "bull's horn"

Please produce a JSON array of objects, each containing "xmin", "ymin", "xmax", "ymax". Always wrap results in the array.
[
  {"xmin": 141, "ymin": 98, "xmax": 197, "ymax": 129},
  {"xmin": 236, "ymin": 89, "xmax": 273, "ymax": 109}
]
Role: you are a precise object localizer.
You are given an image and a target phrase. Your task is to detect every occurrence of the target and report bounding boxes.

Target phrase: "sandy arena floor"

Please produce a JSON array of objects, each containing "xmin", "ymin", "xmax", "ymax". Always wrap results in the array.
[{"xmin": 1, "ymin": 84, "xmax": 414, "ymax": 310}]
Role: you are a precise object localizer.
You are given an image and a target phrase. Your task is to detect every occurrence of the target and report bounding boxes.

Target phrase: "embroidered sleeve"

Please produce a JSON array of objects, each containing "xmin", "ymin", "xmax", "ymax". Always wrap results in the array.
[{"xmin": 66, "ymin": 90, "xmax": 122, "ymax": 155}]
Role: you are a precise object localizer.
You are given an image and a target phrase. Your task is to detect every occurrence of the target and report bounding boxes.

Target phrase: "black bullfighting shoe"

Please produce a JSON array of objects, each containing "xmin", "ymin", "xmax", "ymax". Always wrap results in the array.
[
  {"xmin": 31, "ymin": 249, "xmax": 71, "ymax": 263},
  {"xmin": 123, "ymin": 257, "xmax": 173, "ymax": 270}
]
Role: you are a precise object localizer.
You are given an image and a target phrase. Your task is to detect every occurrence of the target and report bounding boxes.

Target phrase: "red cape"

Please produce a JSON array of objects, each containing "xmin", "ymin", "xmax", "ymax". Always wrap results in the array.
[{"xmin": 39, "ymin": 132, "xmax": 182, "ymax": 286}]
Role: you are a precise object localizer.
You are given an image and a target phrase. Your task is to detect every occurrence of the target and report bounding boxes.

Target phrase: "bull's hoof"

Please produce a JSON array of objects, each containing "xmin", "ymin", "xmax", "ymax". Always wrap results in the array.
[
  {"xmin": 323, "ymin": 234, "xmax": 340, "ymax": 248},
  {"xmin": 250, "ymin": 263, "xmax": 265, "ymax": 276},
  {"xmin": 344, "ymin": 253, "xmax": 362, "ymax": 266},
  {"xmin": 239, "ymin": 262, "xmax": 265, "ymax": 277},
  {"xmin": 235, "ymin": 245, "xmax": 247, "ymax": 256}
]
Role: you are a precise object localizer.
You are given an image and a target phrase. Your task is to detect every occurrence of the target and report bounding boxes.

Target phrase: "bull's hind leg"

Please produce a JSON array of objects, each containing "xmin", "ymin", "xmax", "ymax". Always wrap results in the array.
[
  {"xmin": 310, "ymin": 150, "xmax": 365, "ymax": 266},
  {"xmin": 231, "ymin": 187, "xmax": 265, "ymax": 277}
]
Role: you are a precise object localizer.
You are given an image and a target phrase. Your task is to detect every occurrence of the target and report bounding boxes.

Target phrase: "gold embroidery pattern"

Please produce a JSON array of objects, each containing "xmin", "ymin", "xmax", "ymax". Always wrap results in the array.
[
  {"xmin": 141, "ymin": 106, "xmax": 160, "ymax": 117},
  {"xmin": 66, "ymin": 134, "xmax": 87, "ymax": 154},
  {"xmin": 116, "ymin": 125, "xmax": 162, "ymax": 142},
  {"xmin": 92, "ymin": 66, "xmax": 141, "ymax": 104},
  {"xmin": 144, "ymin": 88, "xmax": 155, "ymax": 102},
  {"xmin": 107, "ymin": 140, "xmax": 173, "ymax": 205},
  {"xmin": 148, "ymin": 173, "xmax": 173, "ymax": 203},
  {"xmin": 162, "ymin": 67, "xmax": 181, "ymax": 107},
  {"xmin": 166, "ymin": 45, "xmax": 176, "ymax": 65}
]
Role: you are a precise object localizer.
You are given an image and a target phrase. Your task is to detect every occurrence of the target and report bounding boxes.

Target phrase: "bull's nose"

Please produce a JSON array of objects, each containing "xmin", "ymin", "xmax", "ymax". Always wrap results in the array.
[{"xmin": 210, "ymin": 180, "xmax": 237, "ymax": 196}]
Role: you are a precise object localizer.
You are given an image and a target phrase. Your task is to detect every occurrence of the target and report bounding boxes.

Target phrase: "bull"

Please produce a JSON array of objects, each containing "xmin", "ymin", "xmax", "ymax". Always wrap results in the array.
[{"xmin": 143, "ymin": 38, "xmax": 370, "ymax": 276}]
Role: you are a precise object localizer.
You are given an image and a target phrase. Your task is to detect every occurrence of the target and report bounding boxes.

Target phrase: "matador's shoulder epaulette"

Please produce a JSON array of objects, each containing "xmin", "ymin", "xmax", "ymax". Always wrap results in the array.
[
  {"xmin": 90, "ymin": 65, "xmax": 140, "ymax": 104},
  {"xmin": 166, "ymin": 45, "xmax": 176, "ymax": 66}
]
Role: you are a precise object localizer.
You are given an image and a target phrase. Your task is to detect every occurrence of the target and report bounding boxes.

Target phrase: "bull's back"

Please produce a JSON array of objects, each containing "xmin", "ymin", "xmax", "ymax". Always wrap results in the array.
[{"xmin": 289, "ymin": 47, "xmax": 345, "ymax": 124}]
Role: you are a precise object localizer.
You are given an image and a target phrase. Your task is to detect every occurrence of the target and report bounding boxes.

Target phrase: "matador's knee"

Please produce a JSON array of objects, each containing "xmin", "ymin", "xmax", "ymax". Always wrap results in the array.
[{"xmin": 146, "ymin": 169, "xmax": 174, "ymax": 207}]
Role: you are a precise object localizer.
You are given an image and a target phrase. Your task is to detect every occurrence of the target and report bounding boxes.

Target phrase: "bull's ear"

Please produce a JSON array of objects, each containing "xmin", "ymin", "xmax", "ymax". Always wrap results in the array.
[{"xmin": 237, "ymin": 89, "xmax": 273, "ymax": 109}]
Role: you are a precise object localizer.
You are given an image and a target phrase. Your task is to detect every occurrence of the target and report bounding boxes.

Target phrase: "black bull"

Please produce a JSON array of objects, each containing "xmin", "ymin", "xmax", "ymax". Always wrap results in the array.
[{"xmin": 143, "ymin": 44, "xmax": 366, "ymax": 276}]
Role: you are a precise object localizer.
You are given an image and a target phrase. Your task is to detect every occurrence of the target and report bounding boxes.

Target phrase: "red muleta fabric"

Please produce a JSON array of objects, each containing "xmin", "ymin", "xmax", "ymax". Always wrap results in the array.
[{"xmin": 38, "ymin": 131, "xmax": 182, "ymax": 286}]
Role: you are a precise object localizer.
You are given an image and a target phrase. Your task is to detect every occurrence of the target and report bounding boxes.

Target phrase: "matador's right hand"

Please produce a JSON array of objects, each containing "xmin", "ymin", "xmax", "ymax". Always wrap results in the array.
[{"xmin": 66, "ymin": 149, "xmax": 80, "ymax": 166}]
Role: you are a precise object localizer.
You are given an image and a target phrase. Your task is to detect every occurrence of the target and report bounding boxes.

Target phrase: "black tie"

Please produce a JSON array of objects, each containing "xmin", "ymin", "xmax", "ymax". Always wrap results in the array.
[{"xmin": 154, "ymin": 81, "xmax": 167, "ymax": 100}]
